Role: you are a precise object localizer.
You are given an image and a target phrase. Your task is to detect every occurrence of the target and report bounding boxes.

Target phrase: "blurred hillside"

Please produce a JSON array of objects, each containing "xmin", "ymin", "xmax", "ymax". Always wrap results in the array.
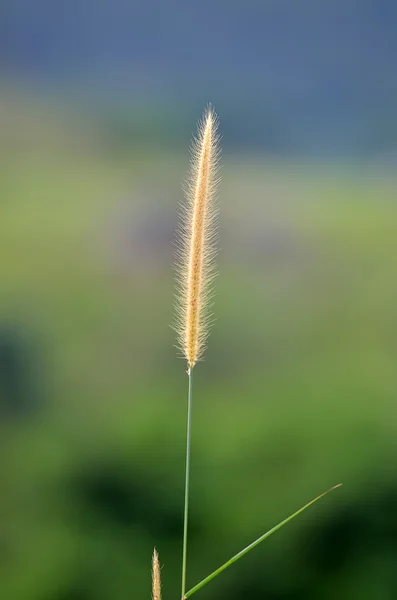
[
  {"xmin": 1, "ymin": 89, "xmax": 397, "ymax": 599},
  {"xmin": 1, "ymin": 0, "xmax": 397, "ymax": 157}
]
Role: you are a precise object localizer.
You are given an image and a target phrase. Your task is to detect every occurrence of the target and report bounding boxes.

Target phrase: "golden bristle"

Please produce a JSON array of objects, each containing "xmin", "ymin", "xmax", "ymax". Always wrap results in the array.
[
  {"xmin": 152, "ymin": 548, "xmax": 161, "ymax": 600},
  {"xmin": 175, "ymin": 106, "xmax": 220, "ymax": 368}
]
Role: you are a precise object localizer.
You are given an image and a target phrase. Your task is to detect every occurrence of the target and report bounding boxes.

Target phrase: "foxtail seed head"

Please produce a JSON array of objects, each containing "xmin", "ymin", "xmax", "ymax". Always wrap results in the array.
[
  {"xmin": 175, "ymin": 107, "xmax": 220, "ymax": 368},
  {"xmin": 152, "ymin": 548, "xmax": 161, "ymax": 600}
]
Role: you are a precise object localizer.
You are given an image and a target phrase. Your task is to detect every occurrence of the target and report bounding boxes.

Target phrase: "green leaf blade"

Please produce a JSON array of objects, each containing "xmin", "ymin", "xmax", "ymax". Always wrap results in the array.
[{"xmin": 183, "ymin": 483, "xmax": 342, "ymax": 599}]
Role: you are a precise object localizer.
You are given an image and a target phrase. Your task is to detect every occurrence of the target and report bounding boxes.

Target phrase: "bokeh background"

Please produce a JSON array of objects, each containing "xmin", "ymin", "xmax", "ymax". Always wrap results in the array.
[{"xmin": 1, "ymin": 1, "xmax": 397, "ymax": 599}]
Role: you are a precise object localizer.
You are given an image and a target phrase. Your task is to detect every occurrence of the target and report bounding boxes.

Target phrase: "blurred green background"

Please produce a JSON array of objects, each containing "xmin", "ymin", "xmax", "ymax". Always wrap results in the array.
[{"xmin": 2, "ymin": 2, "xmax": 397, "ymax": 599}]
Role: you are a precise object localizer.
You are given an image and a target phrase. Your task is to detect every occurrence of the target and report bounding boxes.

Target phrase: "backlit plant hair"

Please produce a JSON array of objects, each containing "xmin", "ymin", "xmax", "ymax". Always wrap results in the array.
[{"xmin": 175, "ymin": 106, "xmax": 220, "ymax": 369}]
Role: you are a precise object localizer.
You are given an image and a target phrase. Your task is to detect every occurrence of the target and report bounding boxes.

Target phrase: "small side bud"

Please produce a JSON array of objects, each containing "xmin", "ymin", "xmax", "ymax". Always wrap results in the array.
[{"xmin": 152, "ymin": 548, "xmax": 161, "ymax": 600}]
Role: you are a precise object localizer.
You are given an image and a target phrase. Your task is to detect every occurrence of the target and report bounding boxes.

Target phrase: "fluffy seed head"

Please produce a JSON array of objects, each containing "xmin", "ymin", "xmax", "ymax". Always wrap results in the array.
[
  {"xmin": 175, "ymin": 106, "xmax": 220, "ymax": 368},
  {"xmin": 152, "ymin": 548, "xmax": 161, "ymax": 600}
]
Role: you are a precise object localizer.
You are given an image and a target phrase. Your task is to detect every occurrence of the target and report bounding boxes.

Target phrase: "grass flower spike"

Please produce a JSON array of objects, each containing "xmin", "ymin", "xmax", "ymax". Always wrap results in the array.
[
  {"xmin": 176, "ymin": 106, "xmax": 220, "ymax": 369},
  {"xmin": 152, "ymin": 549, "xmax": 161, "ymax": 600}
]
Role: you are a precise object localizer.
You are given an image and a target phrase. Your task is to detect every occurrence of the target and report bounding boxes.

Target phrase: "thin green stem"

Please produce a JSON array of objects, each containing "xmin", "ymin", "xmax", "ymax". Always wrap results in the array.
[
  {"xmin": 184, "ymin": 483, "xmax": 342, "ymax": 599},
  {"xmin": 181, "ymin": 367, "xmax": 194, "ymax": 599}
]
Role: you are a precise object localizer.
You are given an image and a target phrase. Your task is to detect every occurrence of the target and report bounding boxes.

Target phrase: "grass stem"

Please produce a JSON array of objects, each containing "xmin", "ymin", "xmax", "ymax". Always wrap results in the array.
[{"xmin": 181, "ymin": 367, "xmax": 194, "ymax": 599}]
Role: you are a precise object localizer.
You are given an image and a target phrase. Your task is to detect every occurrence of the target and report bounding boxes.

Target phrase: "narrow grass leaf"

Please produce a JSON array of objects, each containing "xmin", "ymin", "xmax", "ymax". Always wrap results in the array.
[{"xmin": 184, "ymin": 483, "xmax": 342, "ymax": 599}]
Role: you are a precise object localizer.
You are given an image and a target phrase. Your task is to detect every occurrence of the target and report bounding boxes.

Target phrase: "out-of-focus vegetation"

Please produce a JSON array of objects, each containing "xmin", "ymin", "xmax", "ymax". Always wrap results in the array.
[
  {"xmin": 3, "ymin": 0, "xmax": 397, "ymax": 157},
  {"xmin": 1, "ymin": 88, "xmax": 397, "ymax": 600}
]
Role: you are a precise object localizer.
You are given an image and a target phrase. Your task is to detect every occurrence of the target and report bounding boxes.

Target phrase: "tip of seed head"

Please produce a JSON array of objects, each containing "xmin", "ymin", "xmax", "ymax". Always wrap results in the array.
[{"xmin": 152, "ymin": 548, "xmax": 161, "ymax": 600}]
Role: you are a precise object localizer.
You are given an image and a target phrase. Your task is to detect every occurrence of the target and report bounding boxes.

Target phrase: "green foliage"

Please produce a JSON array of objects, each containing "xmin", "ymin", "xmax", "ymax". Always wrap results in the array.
[{"xmin": 1, "ymin": 151, "xmax": 397, "ymax": 599}]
